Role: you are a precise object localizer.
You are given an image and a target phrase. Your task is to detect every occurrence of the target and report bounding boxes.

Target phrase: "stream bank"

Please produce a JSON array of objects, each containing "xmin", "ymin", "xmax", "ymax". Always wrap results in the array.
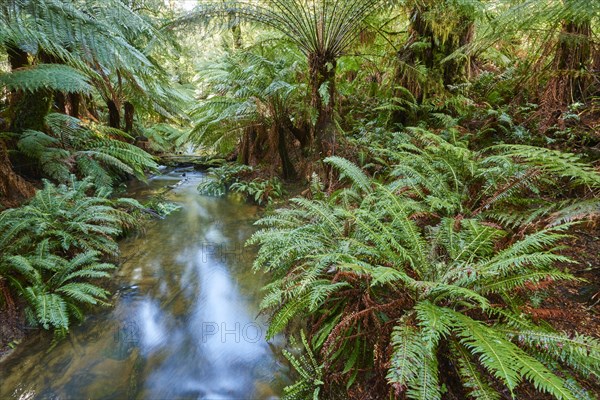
[{"xmin": 0, "ymin": 169, "xmax": 289, "ymax": 399}]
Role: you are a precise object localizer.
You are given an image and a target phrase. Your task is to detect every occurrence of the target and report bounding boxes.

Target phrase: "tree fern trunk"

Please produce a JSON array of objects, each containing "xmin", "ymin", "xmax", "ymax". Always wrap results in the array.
[
  {"xmin": 67, "ymin": 93, "xmax": 80, "ymax": 118},
  {"xmin": 55, "ymin": 92, "xmax": 66, "ymax": 114},
  {"xmin": 9, "ymin": 89, "xmax": 52, "ymax": 133},
  {"xmin": 441, "ymin": 17, "xmax": 474, "ymax": 86},
  {"xmin": 107, "ymin": 100, "xmax": 121, "ymax": 129},
  {"xmin": 309, "ymin": 54, "xmax": 337, "ymax": 157},
  {"xmin": 7, "ymin": 47, "xmax": 52, "ymax": 133},
  {"xmin": 284, "ymin": 115, "xmax": 309, "ymax": 149},
  {"xmin": 238, "ymin": 126, "xmax": 261, "ymax": 166},
  {"xmin": 393, "ymin": 2, "xmax": 474, "ymax": 124},
  {"xmin": 124, "ymin": 102, "xmax": 134, "ymax": 133},
  {"xmin": 228, "ymin": 11, "xmax": 242, "ymax": 49},
  {"xmin": 39, "ymin": 51, "xmax": 68, "ymax": 114},
  {"xmin": 539, "ymin": 12, "xmax": 592, "ymax": 131},
  {"xmin": 0, "ymin": 140, "xmax": 34, "ymax": 208},
  {"xmin": 278, "ymin": 124, "xmax": 296, "ymax": 180}
]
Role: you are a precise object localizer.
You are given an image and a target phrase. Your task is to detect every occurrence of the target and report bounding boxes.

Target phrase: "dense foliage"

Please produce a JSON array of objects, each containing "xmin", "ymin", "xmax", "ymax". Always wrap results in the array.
[
  {"xmin": 1, "ymin": 0, "xmax": 599, "ymax": 398},
  {"xmin": 0, "ymin": 0, "xmax": 183, "ymax": 338},
  {"xmin": 0, "ymin": 178, "xmax": 143, "ymax": 335},
  {"xmin": 250, "ymin": 143, "xmax": 600, "ymax": 398}
]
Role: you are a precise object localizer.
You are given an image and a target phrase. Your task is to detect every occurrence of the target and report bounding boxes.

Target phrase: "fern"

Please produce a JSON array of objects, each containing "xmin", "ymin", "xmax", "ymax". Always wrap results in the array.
[
  {"xmin": 1, "ymin": 248, "xmax": 114, "ymax": 334},
  {"xmin": 181, "ymin": 48, "xmax": 303, "ymax": 153},
  {"xmin": 324, "ymin": 156, "xmax": 373, "ymax": 194},
  {"xmin": 0, "ymin": 0, "xmax": 187, "ymax": 121},
  {"xmin": 381, "ymin": 127, "xmax": 600, "ymax": 229},
  {"xmin": 251, "ymin": 155, "xmax": 599, "ymax": 398},
  {"xmin": 15, "ymin": 113, "xmax": 158, "ymax": 187},
  {"xmin": 231, "ymin": 177, "xmax": 285, "ymax": 205},
  {"xmin": 0, "ymin": 64, "xmax": 92, "ymax": 94},
  {"xmin": 0, "ymin": 178, "xmax": 142, "ymax": 256},
  {"xmin": 282, "ymin": 330, "xmax": 324, "ymax": 400},
  {"xmin": 197, "ymin": 163, "xmax": 252, "ymax": 196}
]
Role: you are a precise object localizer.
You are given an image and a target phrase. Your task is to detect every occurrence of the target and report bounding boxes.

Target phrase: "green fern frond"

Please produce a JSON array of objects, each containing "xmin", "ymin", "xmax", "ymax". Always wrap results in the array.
[
  {"xmin": 0, "ymin": 64, "xmax": 92, "ymax": 93},
  {"xmin": 325, "ymin": 156, "xmax": 373, "ymax": 194}
]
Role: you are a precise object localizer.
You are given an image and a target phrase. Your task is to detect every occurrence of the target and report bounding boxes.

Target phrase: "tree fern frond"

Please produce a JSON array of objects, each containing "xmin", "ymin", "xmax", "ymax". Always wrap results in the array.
[{"xmin": 0, "ymin": 64, "xmax": 92, "ymax": 93}]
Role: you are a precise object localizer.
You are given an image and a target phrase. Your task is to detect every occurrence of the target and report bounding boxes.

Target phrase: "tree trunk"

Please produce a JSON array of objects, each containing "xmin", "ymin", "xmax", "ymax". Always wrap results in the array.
[
  {"xmin": 0, "ymin": 140, "xmax": 34, "ymax": 208},
  {"xmin": 55, "ymin": 92, "xmax": 66, "ymax": 114},
  {"xmin": 393, "ymin": 3, "xmax": 474, "ymax": 124},
  {"xmin": 67, "ymin": 93, "xmax": 80, "ymax": 118},
  {"xmin": 238, "ymin": 126, "xmax": 263, "ymax": 166},
  {"xmin": 107, "ymin": 99, "xmax": 121, "ymax": 129},
  {"xmin": 6, "ymin": 44, "xmax": 28, "ymax": 109},
  {"xmin": 87, "ymin": 96, "xmax": 100, "ymax": 121},
  {"xmin": 308, "ymin": 54, "xmax": 337, "ymax": 157},
  {"xmin": 441, "ymin": 17, "xmax": 474, "ymax": 86},
  {"xmin": 8, "ymin": 48, "xmax": 53, "ymax": 132},
  {"xmin": 39, "ymin": 51, "xmax": 71, "ymax": 114},
  {"xmin": 5, "ymin": 44, "xmax": 51, "ymax": 181},
  {"xmin": 9, "ymin": 89, "xmax": 52, "ymax": 133},
  {"xmin": 539, "ymin": 15, "xmax": 592, "ymax": 130},
  {"xmin": 277, "ymin": 124, "xmax": 296, "ymax": 180},
  {"xmin": 124, "ymin": 101, "xmax": 134, "ymax": 133},
  {"xmin": 284, "ymin": 115, "xmax": 310, "ymax": 149}
]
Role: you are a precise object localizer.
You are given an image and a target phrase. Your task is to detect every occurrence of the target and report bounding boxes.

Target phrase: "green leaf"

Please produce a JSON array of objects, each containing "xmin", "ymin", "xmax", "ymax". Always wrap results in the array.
[{"xmin": 0, "ymin": 64, "xmax": 92, "ymax": 94}]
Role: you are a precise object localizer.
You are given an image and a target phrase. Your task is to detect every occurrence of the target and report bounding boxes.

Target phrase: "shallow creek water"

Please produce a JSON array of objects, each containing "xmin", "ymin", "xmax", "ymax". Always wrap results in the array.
[{"xmin": 0, "ymin": 170, "xmax": 289, "ymax": 399}]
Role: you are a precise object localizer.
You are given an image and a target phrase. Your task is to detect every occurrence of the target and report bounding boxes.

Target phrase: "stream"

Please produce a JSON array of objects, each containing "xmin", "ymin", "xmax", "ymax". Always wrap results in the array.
[{"xmin": 0, "ymin": 169, "xmax": 289, "ymax": 399}]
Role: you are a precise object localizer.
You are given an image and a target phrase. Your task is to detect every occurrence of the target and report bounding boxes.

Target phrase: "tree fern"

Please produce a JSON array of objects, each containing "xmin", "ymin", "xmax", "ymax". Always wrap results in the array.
[
  {"xmin": 0, "ymin": 0, "xmax": 187, "ymax": 121},
  {"xmin": 0, "ymin": 64, "xmax": 92, "ymax": 94},
  {"xmin": 15, "ymin": 113, "xmax": 158, "ymax": 186}
]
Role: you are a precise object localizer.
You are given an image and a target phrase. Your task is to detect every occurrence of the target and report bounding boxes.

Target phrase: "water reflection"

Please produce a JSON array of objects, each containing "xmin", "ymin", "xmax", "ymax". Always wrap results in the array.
[{"xmin": 0, "ymin": 170, "xmax": 287, "ymax": 400}]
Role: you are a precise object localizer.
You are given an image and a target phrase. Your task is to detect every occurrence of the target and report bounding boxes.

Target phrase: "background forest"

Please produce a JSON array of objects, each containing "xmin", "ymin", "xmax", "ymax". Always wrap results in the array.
[{"xmin": 0, "ymin": 0, "xmax": 599, "ymax": 399}]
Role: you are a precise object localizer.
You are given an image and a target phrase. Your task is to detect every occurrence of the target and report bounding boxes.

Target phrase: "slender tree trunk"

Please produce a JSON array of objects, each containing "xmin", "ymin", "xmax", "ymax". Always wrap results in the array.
[
  {"xmin": 124, "ymin": 101, "xmax": 134, "ymax": 133},
  {"xmin": 277, "ymin": 124, "xmax": 296, "ymax": 179},
  {"xmin": 107, "ymin": 100, "xmax": 121, "ymax": 129}
]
